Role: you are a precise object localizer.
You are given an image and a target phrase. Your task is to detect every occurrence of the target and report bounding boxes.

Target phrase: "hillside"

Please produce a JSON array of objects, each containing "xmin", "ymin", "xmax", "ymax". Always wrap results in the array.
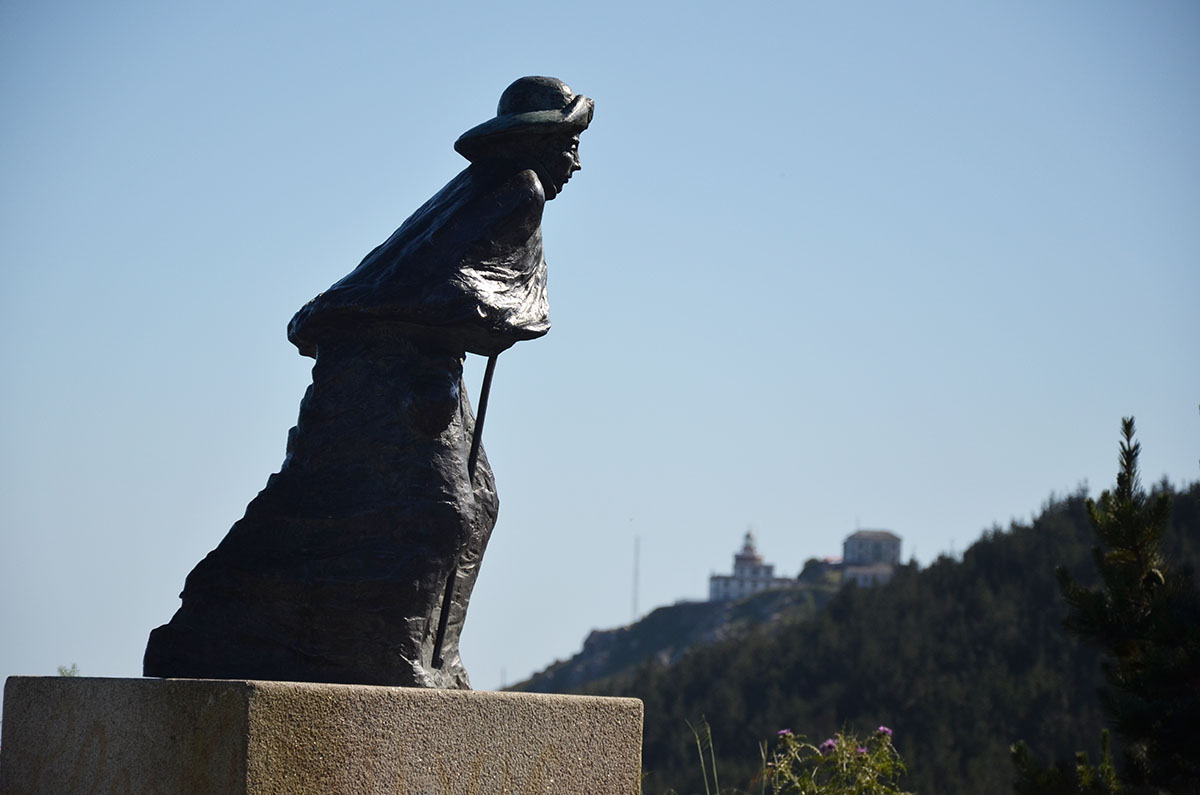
[
  {"xmin": 514, "ymin": 582, "xmax": 839, "ymax": 694},
  {"xmin": 523, "ymin": 482, "xmax": 1199, "ymax": 795}
]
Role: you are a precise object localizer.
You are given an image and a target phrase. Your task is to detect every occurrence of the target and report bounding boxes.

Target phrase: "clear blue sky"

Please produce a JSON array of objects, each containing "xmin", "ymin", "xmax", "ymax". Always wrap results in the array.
[{"xmin": 2, "ymin": 1, "xmax": 1197, "ymax": 695}]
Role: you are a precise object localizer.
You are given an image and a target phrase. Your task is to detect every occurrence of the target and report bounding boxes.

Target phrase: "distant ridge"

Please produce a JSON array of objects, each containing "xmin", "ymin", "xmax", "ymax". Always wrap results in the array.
[
  {"xmin": 511, "ymin": 579, "xmax": 840, "ymax": 694},
  {"xmin": 514, "ymin": 482, "xmax": 1199, "ymax": 795}
]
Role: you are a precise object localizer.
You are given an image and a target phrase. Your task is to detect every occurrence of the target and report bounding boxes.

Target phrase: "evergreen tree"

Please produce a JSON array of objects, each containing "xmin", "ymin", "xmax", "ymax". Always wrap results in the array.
[{"xmin": 1056, "ymin": 418, "xmax": 1200, "ymax": 791}]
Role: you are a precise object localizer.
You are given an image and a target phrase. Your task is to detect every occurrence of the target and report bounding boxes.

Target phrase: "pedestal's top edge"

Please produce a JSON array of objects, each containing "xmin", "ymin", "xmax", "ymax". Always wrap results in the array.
[{"xmin": 3, "ymin": 675, "xmax": 643, "ymax": 710}]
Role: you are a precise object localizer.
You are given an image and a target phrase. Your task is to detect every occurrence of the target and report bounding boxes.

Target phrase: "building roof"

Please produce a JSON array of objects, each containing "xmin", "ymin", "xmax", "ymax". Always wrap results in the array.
[{"xmin": 846, "ymin": 530, "xmax": 901, "ymax": 542}]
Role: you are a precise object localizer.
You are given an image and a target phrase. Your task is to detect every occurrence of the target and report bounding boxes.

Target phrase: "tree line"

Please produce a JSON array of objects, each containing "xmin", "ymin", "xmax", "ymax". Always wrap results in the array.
[{"xmin": 565, "ymin": 457, "xmax": 1197, "ymax": 793}]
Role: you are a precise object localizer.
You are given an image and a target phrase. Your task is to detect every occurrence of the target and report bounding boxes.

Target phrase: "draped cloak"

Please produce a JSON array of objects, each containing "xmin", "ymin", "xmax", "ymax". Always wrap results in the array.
[
  {"xmin": 289, "ymin": 163, "xmax": 550, "ymax": 359},
  {"xmin": 143, "ymin": 164, "xmax": 551, "ymax": 688}
]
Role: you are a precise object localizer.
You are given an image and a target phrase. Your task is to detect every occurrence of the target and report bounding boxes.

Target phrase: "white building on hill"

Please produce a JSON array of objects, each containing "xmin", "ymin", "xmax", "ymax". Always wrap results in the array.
[
  {"xmin": 708, "ymin": 531, "xmax": 796, "ymax": 602},
  {"xmin": 707, "ymin": 528, "xmax": 904, "ymax": 601},
  {"xmin": 842, "ymin": 529, "xmax": 902, "ymax": 586}
]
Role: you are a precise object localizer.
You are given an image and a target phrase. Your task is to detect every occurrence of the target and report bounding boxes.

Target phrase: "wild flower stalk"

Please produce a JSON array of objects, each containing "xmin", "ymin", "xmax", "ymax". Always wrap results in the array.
[{"xmin": 763, "ymin": 725, "xmax": 912, "ymax": 795}]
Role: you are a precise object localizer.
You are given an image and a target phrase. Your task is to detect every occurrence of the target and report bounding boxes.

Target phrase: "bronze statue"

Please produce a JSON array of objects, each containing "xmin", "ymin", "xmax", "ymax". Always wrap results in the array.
[{"xmin": 144, "ymin": 76, "xmax": 593, "ymax": 688}]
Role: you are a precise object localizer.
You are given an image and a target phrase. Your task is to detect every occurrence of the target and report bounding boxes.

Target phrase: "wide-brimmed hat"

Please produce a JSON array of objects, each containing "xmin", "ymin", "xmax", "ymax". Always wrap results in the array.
[{"xmin": 455, "ymin": 76, "xmax": 593, "ymax": 162}]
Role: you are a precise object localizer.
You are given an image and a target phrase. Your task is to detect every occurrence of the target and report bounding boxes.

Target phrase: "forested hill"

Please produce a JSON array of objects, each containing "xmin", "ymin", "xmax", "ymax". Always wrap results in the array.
[
  {"xmin": 541, "ymin": 482, "xmax": 1200, "ymax": 795},
  {"xmin": 513, "ymin": 579, "xmax": 840, "ymax": 694}
]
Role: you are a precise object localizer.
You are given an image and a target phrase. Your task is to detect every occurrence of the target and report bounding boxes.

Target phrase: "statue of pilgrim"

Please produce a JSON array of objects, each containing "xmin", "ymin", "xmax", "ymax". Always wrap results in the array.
[{"xmin": 145, "ymin": 76, "xmax": 594, "ymax": 688}]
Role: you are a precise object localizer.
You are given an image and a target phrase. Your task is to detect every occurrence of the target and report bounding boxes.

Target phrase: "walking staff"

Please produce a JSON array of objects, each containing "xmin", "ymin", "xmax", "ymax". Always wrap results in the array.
[{"xmin": 432, "ymin": 353, "xmax": 497, "ymax": 668}]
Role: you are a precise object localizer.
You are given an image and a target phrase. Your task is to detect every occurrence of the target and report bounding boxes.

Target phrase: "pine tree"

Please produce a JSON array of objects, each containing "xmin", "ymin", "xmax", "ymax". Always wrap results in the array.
[{"xmin": 1056, "ymin": 418, "xmax": 1200, "ymax": 791}]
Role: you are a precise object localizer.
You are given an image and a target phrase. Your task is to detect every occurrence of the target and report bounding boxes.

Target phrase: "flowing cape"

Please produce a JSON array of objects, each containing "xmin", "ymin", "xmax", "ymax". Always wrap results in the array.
[{"xmin": 289, "ymin": 165, "xmax": 550, "ymax": 358}]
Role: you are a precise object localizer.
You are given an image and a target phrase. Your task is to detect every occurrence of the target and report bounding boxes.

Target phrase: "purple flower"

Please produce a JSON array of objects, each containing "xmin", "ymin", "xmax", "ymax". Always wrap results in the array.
[
  {"xmin": 857, "ymin": 746, "xmax": 868, "ymax": 755},
  {"xmin": 820, "ymin": 738, "xmax": 837, "ymax": 754},
  {"xmin": 777, "ymin": 729, "xmax": 793, "ymax": 737},
  {"xmin": 877, "ymin": 725, "xmax": 893, "ymax": 738}
]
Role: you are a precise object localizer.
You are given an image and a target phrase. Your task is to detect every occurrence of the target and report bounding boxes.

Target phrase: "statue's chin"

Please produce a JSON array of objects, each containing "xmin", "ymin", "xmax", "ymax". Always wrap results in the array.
[
  {"xmin": 527, "ymin": 164, "xmax": 563, "ymax": 200},
  {"xmin": 545, "ymin": 178, "xmax": 566, "ymax": 201}
]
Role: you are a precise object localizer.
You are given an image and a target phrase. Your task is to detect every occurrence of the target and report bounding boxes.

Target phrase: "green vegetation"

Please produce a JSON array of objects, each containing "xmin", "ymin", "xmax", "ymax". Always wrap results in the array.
[
  {"xmin": 1011, "ymin": 729, "xmax": 1120, "ymax": 795},
  {"xmin": 1013, "ymin": 418, "xmax": 1200, "ymax": 793},
  {"xmin": 516, "ymin": 584, "xmax": 839, "ymax": 694},
  {"xmin": 764, "ymin": 726, "xmax": 910, "ymax": 795},
  {"xmin": 554, "ymin": 470, "xmax": 1198, "ymax": 793},
  {"xmin": 669, "ymin": 718, "xmax": 912, "ymax": 795},
  {"xmin": 1062, "ymin": 419, "xmax": 1200, "ymax": 790},
  {"xmin": 684, "ymin": 717, "xmax": 725, "ymax": 795},
  {"xmin": 56, "ymin": 663, "xmax": 79, "ymax": 677}
]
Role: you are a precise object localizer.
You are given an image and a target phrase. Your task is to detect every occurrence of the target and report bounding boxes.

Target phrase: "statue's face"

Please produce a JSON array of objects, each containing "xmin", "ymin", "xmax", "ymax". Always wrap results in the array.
[
  {"xmin": 545, "ymin": 134, "xmax": 582, "ymax": 195},
  {"xmin": 496, "ymin": 132, "xmax": 583, "ymax": 199},
  {"xmin": 516, "ymin": 133, "xmax": 580, "ymax": 199}
]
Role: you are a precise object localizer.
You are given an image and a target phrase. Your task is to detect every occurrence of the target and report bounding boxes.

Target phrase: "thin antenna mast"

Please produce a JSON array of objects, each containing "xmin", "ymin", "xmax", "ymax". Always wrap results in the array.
[{"xmin": 632, "ymin": 535, "xmax": 640, "ymax": 622}]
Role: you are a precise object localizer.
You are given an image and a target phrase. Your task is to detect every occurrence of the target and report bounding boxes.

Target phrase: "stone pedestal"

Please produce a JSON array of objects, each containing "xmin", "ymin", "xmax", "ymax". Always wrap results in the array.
[{"xmin": 0, "ymin": 677, "xmax": 643, "ymax": 794}]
